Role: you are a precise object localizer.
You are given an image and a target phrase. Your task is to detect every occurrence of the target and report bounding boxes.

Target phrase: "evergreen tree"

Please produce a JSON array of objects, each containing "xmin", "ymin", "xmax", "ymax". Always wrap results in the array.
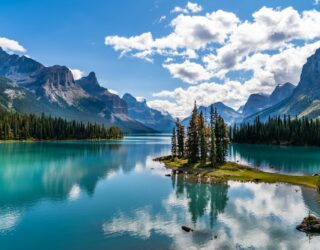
[
  {"xmin": 177, "ymin": 120, "xmax": 185, "ymax": 158},
  {"xmin": 0, "ymin": 109, "xmax": 123, "ymax": 141},
  {"xmin": 187, "ymin": 102, "xmax": 199, "ymax": 163},
  {"xmin": 231, "ymin": 115, "xmax": 320, "ymax": 146},
  {"xmin": 171, "ymin": 127, "xmax": 177, "ymax": 158},
  {"xmin": 198, "ymin": 111, "xmax": 207, "ymax": 166},
  {"xmin": 209, "ymin": 105, "xmax": 217, "ymax": 167}
]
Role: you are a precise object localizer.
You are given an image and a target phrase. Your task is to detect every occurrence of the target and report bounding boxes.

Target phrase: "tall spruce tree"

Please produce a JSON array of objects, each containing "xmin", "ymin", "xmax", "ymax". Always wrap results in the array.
[
  {"xmin": 210, "ymin": 105, "xmax": 217, "ymax": 167},
  {"xmin": 198, "ymin": 111, "xmax": 207, "ymax": 166},
  {"xmin": 171, "ymin": 127, "xmax": 177, "ymax": 158},
  {"xmin": 187, "ymin": 102, "xmax": 199, "ymax": 163},
  {"xmin": 176, "ymin": 118, "xmax": 185, "ymax": 157}
]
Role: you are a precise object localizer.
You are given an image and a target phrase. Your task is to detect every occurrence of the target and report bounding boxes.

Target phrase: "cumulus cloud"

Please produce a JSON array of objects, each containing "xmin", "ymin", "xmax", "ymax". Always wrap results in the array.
[
  {"xmin": 70, "ymin": 68, "xmax": 85, "ymax": 80},
  {"xmin": 163, "ymin": 60, "xmax": 212, "ymax": 84},
  {"xmin": 106, "ymin": 6, "xmax": 320, "ymax": 117},
  {"xmin": 105, "ymin": 10, "xmax": 239, "ymax": 56},
  {"xmin": 0, "ymin": 37, "xmax": 26, "ymax": 53},
  {"xmin": 171, "ymin": 2, "xmax": 203, "ymax": 14},
  {"xmin": 148, "ymin": 81, "xmax": 248, "ymax": 118}
]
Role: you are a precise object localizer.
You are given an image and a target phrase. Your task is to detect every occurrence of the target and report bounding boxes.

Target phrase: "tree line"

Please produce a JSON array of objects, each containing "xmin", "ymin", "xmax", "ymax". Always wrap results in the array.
[
  {"xmin": 0, "ymin": 109, "xmax": 123, "ymax": 140},
  {"xmin": 171, "ymin": 102, "xmax": 229, "ymax": 167},
  {"xmin": 231, "ymin": 115, "xmax": 320, "ymax": 146}
]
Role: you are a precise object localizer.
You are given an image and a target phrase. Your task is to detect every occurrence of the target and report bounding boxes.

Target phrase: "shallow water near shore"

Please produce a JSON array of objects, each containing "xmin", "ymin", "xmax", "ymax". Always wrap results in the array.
[{"xmin": 0, "ymin": 137, "xmax": 320, "ymax": 249}]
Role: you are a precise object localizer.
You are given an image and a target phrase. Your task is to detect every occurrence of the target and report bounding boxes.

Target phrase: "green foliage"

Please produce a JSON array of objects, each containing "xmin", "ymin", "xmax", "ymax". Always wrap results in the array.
[
  {"xmin": 171, "ymin": 127, "xmax": 177, "ymax": 158},
  {"xmin": 232, "ymin": 115, "xmax": 320, "ymax": 146},
  {"xmin": 209, "ymin": 105, "xmax": 216, "ymax": 167},
  {"xmin": 171, "ymin": 102, "xmax": 229, "ymax": 167},
  {"xmin": 317, "ymin": 176, "xmax": 320, "ymax": 193},
  {"xmin": 176, "ymin": 118, "xmax": 185, "ymax": 158},
  {"xmin": 0, "ymin": 109, "xmax": 123, "ymax": 141},
  {"xmin": 187, "ymin": 102, "xmax": 199, "ymax": 163},
  {"xmin": 198, "ymin": 111, "xmax": 207, "ymax": 166}
]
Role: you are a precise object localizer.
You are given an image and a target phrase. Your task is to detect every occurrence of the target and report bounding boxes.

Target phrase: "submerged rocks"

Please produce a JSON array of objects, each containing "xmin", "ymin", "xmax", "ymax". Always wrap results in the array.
[
  {"xmin": 181, "ymin": 226, "xmax": 194, "ymax": 232},
  {"xmin": 296, "ymin": 215, "xmax": 320, "ymax": 234}
]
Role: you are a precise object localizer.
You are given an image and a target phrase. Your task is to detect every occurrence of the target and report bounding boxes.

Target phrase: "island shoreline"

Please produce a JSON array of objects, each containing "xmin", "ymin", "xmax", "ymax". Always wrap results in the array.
[{"xmin": 154, "ymin": 155, "xmax": 320, "ymax": 190}]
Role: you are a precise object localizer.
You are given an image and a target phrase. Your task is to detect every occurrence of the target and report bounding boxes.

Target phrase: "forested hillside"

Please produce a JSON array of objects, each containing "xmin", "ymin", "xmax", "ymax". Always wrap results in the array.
[{"xmin": 0, "ymin": 109, "xmax": 123, "ymax": 140}]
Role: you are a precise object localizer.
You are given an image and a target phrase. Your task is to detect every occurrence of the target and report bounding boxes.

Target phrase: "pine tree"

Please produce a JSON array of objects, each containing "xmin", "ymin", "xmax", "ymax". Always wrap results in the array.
[
  {"xmin": 210, "ymin": 105, "xmax": 217, "ymax": 167},
  {"xmin": 177, "ymin": 120, "xmax": 185, "ymax": 158},
  {"xmin": 198, "ymin": 111, "xmax": 207, "ymax": 166},
  {"xmin": 187, "ymin": 102, "xmax": 199, "ymax": 163},
  {"xmin": 0, "ymin": 109, "xmax": 123, "ymax": 141},
  {"xmin": 171, "ymin": 127, "xmax": 177, "ymax": 158}
]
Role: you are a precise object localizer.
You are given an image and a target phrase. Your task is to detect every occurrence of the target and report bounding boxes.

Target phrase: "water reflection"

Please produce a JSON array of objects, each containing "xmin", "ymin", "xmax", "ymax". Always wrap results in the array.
[
  {"xmin": 0, "ymin": 138, "xmax": 168, "ymax": 210},
  {"xmin": 173, "ymin": 176, "xmax": 228, "ymax": 226},
  {"xmin": 104, "ymin": 178, "xmax": 320, "ymax": 249},
  {"xmin": 229, "ymin": 144, "xmax": 320, "ymax": 175},
  {"xmin": 1, "ymin": 137, "xmax": 320, "ymax": 249}
]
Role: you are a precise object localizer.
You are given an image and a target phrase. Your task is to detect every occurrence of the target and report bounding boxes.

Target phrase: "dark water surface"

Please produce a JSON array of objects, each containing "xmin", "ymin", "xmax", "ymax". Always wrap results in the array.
[
  {"xmin": 0, "ymin": 137, "xmax": 319, "ymax": 249},
  {"xmin": 229, "ymin": 143, "xmax": 320, "ymax": 175}
]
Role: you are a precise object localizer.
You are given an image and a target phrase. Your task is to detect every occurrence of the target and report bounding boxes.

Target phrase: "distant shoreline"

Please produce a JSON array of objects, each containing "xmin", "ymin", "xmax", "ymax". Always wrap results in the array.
[
  {"xmin": 155, "ymin": 156, "xmax": 320, "ymax": 190},
  {"xmin": 0, "ymin": 138, "xmax": 122, "ymax": 143}
]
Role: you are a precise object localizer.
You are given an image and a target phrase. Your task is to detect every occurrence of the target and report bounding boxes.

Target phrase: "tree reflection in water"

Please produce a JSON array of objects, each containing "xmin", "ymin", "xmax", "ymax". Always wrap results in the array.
[{"xmin": 173, "ymin": 175, "xmax": 229, "ymax": 227}]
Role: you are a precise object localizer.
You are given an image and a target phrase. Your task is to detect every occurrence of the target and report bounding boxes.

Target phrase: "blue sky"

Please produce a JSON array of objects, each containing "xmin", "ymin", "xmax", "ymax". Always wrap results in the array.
[{"xmin": 1, "ymin": 0, "xmax": 320, "ymax": 118}]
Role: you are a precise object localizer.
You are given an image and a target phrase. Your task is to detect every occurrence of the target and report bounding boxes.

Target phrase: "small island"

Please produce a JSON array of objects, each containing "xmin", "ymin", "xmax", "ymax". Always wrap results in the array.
[
  {"xmin": 0, "ymin": 108, "xmax": 123, "ymax": 141},
  {"xmin": 155, "ymin": 102, "xmax": 320, "ymax": 192}
]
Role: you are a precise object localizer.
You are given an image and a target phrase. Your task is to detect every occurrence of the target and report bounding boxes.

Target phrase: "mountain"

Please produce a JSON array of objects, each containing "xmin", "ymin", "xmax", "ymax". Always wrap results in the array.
[
  {"xmin": 122, "ymin": 93, "xmax": 175, "ymax": 132},
  {"xmin": 242, "ymin": 94, "xmax": 269, "ymax": 117},
  {"xmin": 242, "ymin": 83, "xmax": 295, "ymax": 117},
  {"xmin": 182, "ymin": 102, "xmax": 243, "ymax": 126},
  {"xmin": 0, "ymin": 47, "xmax": 155, "ymax": 133},
  {"xmin": 244, "ymin": 48, "xmax": 320, "ymax": 122},
  {"xmin": 269, "ymin": 82, "xmax": 295, "ymax": 104}
]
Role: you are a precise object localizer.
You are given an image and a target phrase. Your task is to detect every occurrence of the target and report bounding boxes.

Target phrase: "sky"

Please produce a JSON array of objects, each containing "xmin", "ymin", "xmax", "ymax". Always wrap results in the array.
[{"xmin": 1, "ymin": 0, "xmax": 320, "ymax": 118}]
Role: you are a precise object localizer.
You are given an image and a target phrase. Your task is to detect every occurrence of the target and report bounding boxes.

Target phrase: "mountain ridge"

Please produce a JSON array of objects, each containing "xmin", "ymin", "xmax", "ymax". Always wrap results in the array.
[{"xmin": 0, "ymin": 47, "xmax": 155, "ymax": 133}]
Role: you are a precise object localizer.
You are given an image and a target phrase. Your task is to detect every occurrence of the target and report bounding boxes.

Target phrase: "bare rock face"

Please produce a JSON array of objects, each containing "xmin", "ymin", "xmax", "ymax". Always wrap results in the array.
[
  {"xmin": 0, "ymin": 47, "xmax": 155, "ymax": 133},
  {"xmin": 296, "ymin": 215, "xmax": 320, "ymax": 234},
  {"xmin": 122, "ymin": 93, "xmax": 175, "ymax": 132},
  {"xmin": 294, "ymin": 48, "xmax": 320, "ymax": 100},
  {"xmin": 76, "ymin": 72, "xmax": 128, "ymax": 115}
]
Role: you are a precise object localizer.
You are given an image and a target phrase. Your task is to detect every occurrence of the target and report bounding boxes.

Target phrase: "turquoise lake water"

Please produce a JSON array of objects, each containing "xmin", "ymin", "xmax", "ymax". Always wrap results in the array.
[{"xmin": 0, "ymin": 137, "xmax": 320, "ymax": 249}]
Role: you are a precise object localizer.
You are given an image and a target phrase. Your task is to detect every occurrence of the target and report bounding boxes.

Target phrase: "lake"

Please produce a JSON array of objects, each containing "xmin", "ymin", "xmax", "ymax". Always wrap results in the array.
[{"xmin": 0, "ymin": 137, "xmax": 320, "ymax": 249}]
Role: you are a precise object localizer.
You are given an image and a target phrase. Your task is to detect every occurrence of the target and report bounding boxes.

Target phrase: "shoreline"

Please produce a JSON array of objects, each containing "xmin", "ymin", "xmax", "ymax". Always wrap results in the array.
[
  {"xmin": 0, "ymin": 138, "xmax": 122, "ymax": 143},
  {"xmin": 155, "ymin": 156, "xmax": 320, "ymax": 190}
]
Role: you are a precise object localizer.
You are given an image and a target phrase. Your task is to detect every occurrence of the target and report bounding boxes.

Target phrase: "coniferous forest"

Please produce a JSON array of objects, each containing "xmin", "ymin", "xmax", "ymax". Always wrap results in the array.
[
  {"xmin": 231, "ymin": 116, "xmax": 320, "ymax": 146},
  {"xmin": 0, "ymin": 108, "xmax": 123, "ymax": 140},
  {"xmin": 171, "ymin": 102, "xmax": 229, "ymax": 167}
]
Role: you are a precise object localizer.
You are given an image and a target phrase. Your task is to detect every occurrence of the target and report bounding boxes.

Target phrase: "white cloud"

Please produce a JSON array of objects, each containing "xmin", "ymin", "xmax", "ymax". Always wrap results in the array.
[
  {"xmin": 163, "ymin": 60, "xmax": 212, "ymax": 84},
  {"xmin": 158, "ymin": 15, "xmax": 166, "ymax": 23},
  {"xmin": 171, "ymin": 2, "xmax": 203, "ymax": 14},
  {"xmin": 314, "ymin": 0, "xmax": 320, "ymax": 5},
  {"xmin": 70, "ymin": 68, "xmax": 85, "ymax": 80},
  {"xmin": 0, "ymin": 37, "xmax": 26, "ymax": 53},
  {"xmin": 136, "ymin": 96, "xmax": 146, "ymax": 102},
  {"xmin": 106, "ymin": 6, "xmax": 320, "ymax": 117},
  {"xmin": 105, "ymin": 10, "xmax": 239, "ymax": 55},
  {"xmin": 149, "ymin": 80, "xmax": 248, "ymax": 118}
]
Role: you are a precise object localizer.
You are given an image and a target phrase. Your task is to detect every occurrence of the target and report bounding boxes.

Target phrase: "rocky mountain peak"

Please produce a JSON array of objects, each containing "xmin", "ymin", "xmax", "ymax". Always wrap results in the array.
[
  {"xmin": 123, "ymin": 93, "xmax": 137, "ymax": 102},
  {"xmin": 294, "ymin": 47, "xmax": 320, "ymax": 99},
  {"xmin": 270, "ymin": 82, "xmax": 295, "ymax": 103},
  {"xmin": 86, "ymin": 72, "xmax": 99, "ymax": 85},
  {"xmin": 38, "ymin": 65, "xmax": 75, "ymax": 88}
]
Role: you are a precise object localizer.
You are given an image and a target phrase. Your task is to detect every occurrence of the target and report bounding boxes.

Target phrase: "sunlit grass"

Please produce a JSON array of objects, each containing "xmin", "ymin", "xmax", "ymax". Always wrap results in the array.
[{"xmin": 156, "ymin": 156, "xmax": 319, "ymax": 190}]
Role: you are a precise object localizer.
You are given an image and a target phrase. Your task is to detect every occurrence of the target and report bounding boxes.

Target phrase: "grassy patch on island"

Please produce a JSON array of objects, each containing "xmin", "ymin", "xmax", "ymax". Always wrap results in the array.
[{"xmin": 155, "ymin": 156, "xmax": 319, "ymax": 190}]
